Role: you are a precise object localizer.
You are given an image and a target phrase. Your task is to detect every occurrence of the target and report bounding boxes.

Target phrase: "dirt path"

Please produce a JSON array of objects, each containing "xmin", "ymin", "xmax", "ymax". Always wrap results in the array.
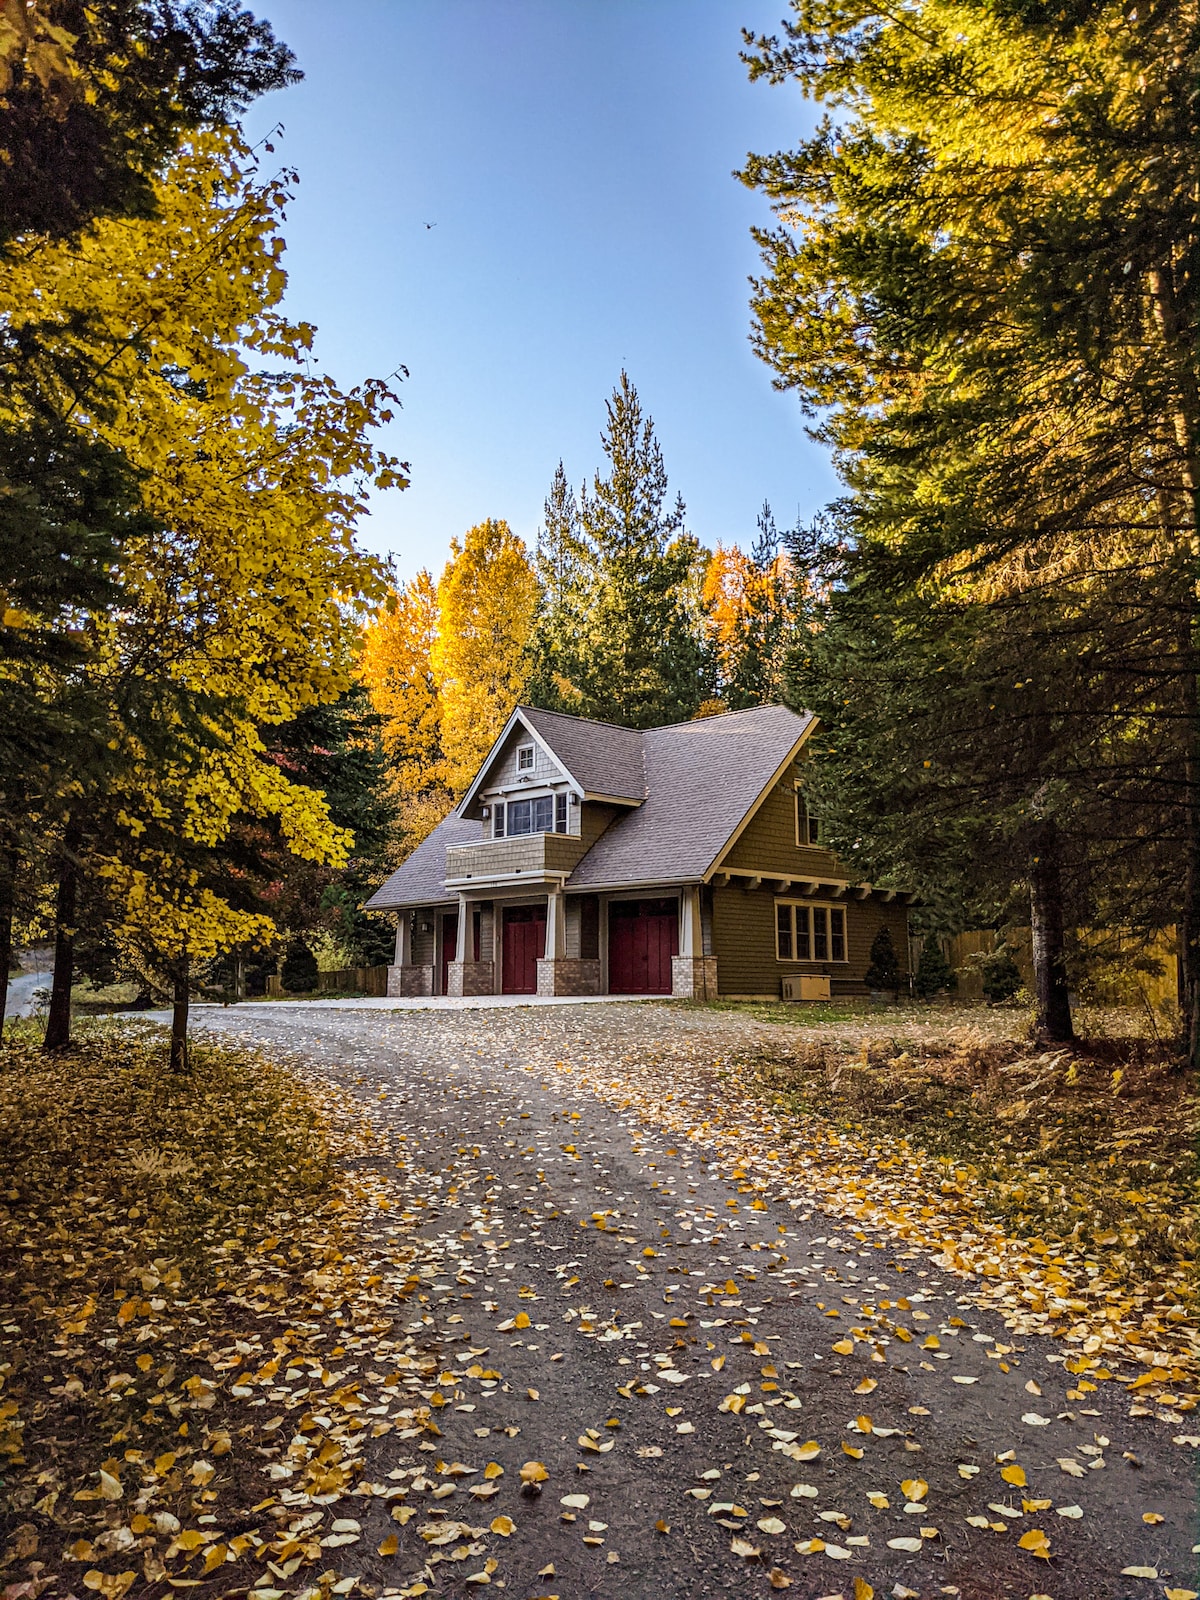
[{"xmin": 192, "ymin": 1001, "xmax": 1200, "ymax": 1600}]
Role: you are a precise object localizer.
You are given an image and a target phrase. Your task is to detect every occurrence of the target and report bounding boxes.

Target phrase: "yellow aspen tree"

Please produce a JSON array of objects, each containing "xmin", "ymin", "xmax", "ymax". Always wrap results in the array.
[
  {"xmin": 361, "ymin": 570, "xmax": 454, "ymax": 850},
  {"xmin": 431, "ymin": 519, "xmax": 539, "ymax": 794}
]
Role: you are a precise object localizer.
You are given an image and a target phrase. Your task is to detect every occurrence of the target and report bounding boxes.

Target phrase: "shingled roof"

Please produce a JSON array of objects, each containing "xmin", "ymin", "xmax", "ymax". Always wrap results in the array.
[
  {"xmin": 565, "ymin": 704, "xmax": 812, "ymax": 889},
  {"xmin": 366, "ymin": 704, "xmax": 813, "ymax": 910},
  {"xmin": 518, "ymin": 705, "xmax": 646, "ymax": 801},
  {"xmin": 365, "ymin": 811, "xmax": 478, "ymax": 911}
]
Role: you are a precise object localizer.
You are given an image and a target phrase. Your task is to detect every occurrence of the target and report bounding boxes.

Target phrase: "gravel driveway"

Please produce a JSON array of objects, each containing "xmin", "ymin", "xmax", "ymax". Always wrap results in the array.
[{"xmin": 190, "ymin": 1000, "xmax": 1199, "ymax": 1600}]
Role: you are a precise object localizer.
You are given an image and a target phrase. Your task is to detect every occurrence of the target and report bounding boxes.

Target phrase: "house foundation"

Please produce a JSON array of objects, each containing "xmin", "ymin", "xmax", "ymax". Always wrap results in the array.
[
  {"xmin": 671, "ymin": 955, "xmax": 718, "ymax": 1000},
  {"xmin": 536, "ymin": 957, "xmax": 602, "ymax": 997}
]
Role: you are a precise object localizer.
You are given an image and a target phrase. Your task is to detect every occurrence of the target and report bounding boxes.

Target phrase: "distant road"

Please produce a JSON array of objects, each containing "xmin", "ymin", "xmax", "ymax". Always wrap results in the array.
[{"xmin": 5, "ymin": 952, "xmax": 53, "ymax": 1018}]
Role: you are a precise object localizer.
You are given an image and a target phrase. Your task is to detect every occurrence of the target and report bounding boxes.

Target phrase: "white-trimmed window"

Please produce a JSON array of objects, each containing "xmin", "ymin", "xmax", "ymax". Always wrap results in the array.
[
  {"xmin": 775, "ymin": 900, "xmax": 846, "ymax": 962},
  {"xmin": 516, "ymin": 743, "xmax": 535, "ymax": 772},
  {"xmin": 795, "ymin": 789, "xmax": 821, "ymax": 846}
]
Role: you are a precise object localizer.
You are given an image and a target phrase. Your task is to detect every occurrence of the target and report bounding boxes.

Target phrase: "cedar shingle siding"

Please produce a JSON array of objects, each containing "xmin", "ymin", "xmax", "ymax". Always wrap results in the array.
[{"xmin": 713, "ymin": 884, "xmax": 910, "ymax": 998}]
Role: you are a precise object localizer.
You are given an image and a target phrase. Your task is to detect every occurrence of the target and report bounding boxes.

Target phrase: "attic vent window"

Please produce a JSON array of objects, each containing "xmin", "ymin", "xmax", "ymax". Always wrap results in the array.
[{"xmin": 517, "ymin": 744, "xmax": 535, "ymax": 772}]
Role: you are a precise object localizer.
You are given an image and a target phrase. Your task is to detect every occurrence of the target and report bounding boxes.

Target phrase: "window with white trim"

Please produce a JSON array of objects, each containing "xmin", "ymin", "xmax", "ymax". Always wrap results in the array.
[
  {"xmin": 775, "ymin": 900, "xmax": 846, "ymax": 962},
  {"xmin": 516, "ymin": 743, "xmax": 535, "ymax": 772},
  {"xmin": 505, "ymin": 795, "xmax": 554, "ymax": 835},
  {"xmin": 795, "ymin": 789, "xmax": 821, "ymax": 846}
]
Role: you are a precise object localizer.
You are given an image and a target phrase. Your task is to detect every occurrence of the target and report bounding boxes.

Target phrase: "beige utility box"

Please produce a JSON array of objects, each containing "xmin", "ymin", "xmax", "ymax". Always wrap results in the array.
[{"xmin": 781, "ymin": 973, "xmax": 831, "ymax": 1002}]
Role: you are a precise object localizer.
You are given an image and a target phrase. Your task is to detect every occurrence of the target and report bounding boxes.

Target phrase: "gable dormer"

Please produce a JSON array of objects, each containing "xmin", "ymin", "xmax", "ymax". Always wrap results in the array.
[{"xmin": 460, "ymin": 712, "xmax": 580, "ymax": 839}]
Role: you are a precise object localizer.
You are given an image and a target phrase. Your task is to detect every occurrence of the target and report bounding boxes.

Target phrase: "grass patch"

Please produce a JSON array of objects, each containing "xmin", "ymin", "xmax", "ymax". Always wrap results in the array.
[{"xmin": 746, "ymin": 1025, "xmax": 1198, "ymax": 1306}]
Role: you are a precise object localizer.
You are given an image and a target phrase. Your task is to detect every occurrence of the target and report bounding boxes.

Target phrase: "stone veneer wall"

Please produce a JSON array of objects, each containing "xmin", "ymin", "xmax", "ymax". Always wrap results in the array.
[
  {"xmin": 388, "ymin": 964, "xmax": 433, "ymax": 998},
  {"xmin": 671, "ymin": 955, "xmax": 719, "ymax": 1000},
  {"xmin": 536, "ymin": 958, "xmax": 602, "ymax": 997},
  {"xmin": 447, "ymin": 960, "xmax": 496, "ymax": 998}
]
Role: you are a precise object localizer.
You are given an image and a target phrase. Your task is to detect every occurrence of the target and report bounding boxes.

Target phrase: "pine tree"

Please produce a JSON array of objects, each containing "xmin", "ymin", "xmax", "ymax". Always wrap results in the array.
[
  {"xmin": 527, "ymin": 462, "xmax": 590, "ymax": 711},
  {"xmin": 570, "ymin": 373, "xmax": 708, "ymax": 728},
  {"xmin": 739, "ymin": 0, "xmax": 1200, "ymax": 1049}
]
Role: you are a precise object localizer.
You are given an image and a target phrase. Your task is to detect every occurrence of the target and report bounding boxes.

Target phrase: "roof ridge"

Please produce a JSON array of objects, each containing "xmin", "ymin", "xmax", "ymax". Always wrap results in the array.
[
  {"xmin": 518, "ymin": 703, "xmax": 646, "ymax": 736},
  {"xmin": 643, "ymin": 702, "xmax": 808, "ymax": 731}
]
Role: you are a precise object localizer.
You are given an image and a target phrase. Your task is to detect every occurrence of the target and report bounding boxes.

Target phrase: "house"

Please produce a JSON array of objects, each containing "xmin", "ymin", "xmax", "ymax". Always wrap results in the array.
[{"xmin": 365, "ymin": 703, "xmax": 911, "ymax": 1001}]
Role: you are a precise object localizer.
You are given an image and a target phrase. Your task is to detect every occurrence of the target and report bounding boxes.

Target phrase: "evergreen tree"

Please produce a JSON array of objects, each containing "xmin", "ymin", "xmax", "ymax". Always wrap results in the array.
[
  {"xmin": 569, "ymin": 373, "xmax": 708, "ymax": 728},
  {"xmin": 914, "ymin": 937, "xmax": 955, "ymax": 1001},
  {"xmin": 527, "ymin": 462, "xmax": 590, "ymax": 711},
  {"xmin": 864, "ymin": 926, "xmax": 901, "ymax": 998},
  {"xmin": 739, "ymin": 0, "xmax": 1200, "ymax": 1049}
]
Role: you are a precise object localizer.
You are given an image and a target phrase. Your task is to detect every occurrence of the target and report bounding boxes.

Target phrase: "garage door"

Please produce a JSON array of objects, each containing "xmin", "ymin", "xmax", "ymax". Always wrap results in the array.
[
  {"xmin": 502, "ymin": 905, "xmax": 546, "ymax": 994},
  {"xmin": 608, "ymin": 898, "xmax": 678, "ymax": 994}
]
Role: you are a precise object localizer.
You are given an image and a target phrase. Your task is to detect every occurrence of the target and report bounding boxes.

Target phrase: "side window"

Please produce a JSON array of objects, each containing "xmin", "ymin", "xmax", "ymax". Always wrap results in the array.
[
  {"xmin": 493, "ymin": 803, "xmax": 505, "ymax": 838},
  {"xmin": 775, "ymin": 901, "xmax": 845, "ymax": 961},
  {"xmin": 796, "ymin": 788, "xmax": 822, "ymax": 846},
  {"xmin": 555, "ymin": 792, "xmax": 568, "ymax": 833},
  {"xmin": 517, "ymin": 744, "xmax": 535, "ymax": 772}
]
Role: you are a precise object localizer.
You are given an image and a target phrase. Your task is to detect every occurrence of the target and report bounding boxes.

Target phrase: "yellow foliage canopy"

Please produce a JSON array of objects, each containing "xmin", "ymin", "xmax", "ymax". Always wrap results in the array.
[
  {"xmin": 432, "ymin": 520, "xmax": 538, "ymax": 794},
  {"xmin": 0, "ymin": 127, "xmax": 405, "ymax": 958}
]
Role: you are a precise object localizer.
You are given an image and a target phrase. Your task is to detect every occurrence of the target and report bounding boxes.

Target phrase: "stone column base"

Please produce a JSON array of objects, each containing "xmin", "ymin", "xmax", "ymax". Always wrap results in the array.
[
  {"xmin": 447, "ymin": 960, "xmax": 495, "ymax": 998},
  {"xmin": 536, "ymin": 958, "xmax": 602, "ymax": 997},
  {"xmin": 672, "ymin": 955, "xmax": 718, "ymax": 1000},
  {"xmin": 387, "ymin": 963, "xmax": 433, "ymax": 997}
]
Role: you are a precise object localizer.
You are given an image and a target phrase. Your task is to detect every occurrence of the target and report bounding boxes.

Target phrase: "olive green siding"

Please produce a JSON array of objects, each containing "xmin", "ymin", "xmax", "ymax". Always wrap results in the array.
[
  {"xmin": 722, "ymin": 775, "xmax": 845, "ymax": 882},
  {"xmin": 712, "ymin": 884, "xmax": 910, "ymax": 998}
]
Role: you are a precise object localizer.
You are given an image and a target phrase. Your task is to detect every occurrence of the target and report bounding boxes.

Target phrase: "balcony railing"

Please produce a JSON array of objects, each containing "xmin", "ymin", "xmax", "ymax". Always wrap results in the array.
[{"xmin": 444, "ymin": 831, "xmax": 589, "ymax": 887}]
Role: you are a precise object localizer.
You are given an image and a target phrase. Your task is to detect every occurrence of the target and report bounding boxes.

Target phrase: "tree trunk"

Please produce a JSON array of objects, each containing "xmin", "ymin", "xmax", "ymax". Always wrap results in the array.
[
  {"xmin": 0, "ymin": 845, "xmax": 15, "ymax": 1041},
  {"xmin": 1029, "ymin": 821, "xmax": 1074, "ymax": 1044},
  {"xmin": 43, "ymin": 819, "xmax": 82, "ymax": 1052},
  {"xmin": 169, "ymin": 955, "xmax": 189, "ymax": 1073}
]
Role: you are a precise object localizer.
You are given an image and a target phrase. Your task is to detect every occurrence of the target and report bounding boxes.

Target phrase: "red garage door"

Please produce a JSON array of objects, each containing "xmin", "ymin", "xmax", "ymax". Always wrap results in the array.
[
  {"xmin": 608, "ymin": 898, "xmax": 678, "ymax": 994},
  {"xmin": 439, "ymin": 913, "xmax": 458, "ymax": 997},
  {"xmin": 502, "ymin": 905, "xmax": 546, "ymax": 994}
]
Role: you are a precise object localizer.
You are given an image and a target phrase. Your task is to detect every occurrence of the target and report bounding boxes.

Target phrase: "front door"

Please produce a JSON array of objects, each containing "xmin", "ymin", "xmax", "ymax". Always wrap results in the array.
[
  {"xmin": 502, "ymin": 905, "xmax": 546, "ymax": 994},
  {"xmin": 608, "ymin": 898, "xmax": 679, "ymax": 994},
  {"xmin": 439, "ymin": 913, "xmax": 458, "ymax": 996}
]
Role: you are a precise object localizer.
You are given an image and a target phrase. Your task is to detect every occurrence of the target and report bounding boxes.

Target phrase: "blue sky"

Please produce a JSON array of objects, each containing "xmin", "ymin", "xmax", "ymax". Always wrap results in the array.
[{"xmin": 243, "ymin": 0, "xmax": 834, "ymax": 580}]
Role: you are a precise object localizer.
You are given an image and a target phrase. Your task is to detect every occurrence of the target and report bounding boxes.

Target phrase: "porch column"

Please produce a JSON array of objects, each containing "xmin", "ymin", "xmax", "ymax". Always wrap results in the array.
[
  {"xmin": 673, "ymin": 884, "xmax": 717, "ymax": 1000},
  {"xmin": 546, "ymin": 887, "xmax": 567, "ymax": 960},
  {"xmin": 679, "ymin": 886, "xmax": 701, "ymax": 957},
  {"xmin": 387, "ymin": 909, "xmax": 432, "ymax": 998},
  {"xmin": 455, "ymin": 895, "xmax": 469, "ymax": 961}
]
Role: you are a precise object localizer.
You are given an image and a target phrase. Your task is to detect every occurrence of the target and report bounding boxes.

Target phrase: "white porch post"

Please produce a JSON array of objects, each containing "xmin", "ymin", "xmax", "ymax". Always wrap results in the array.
[
  {"xmin": 546, "ymin": 886, "xmax": 567, "ymax": 960},
  {"xmin": 394, "ymin": 912, "xmax": 412, "ymax": 967},
  {"xmin": 680, "ymin": 886, "xmax": 701, "ymax": 957},
  {"xmin": 455, "ymin": 895, "xmax": 470, "ymax": 961}
]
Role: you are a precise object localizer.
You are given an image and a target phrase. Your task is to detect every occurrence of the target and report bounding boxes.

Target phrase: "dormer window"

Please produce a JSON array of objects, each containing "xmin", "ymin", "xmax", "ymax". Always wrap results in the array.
[
  {"xmin": 506, "ymin": 796, "xmax": 553, "ymax": 835},
  {"xmin": 517, "ymin": 744, "xmax": 535, "ymax": 773}
]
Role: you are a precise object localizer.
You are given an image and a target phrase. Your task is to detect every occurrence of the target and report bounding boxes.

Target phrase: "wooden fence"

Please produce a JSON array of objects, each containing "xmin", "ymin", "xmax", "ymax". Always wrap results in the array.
[
  {"xmin": 945, "ymin": 927, "xmax": 1178, "ymax": 1010},
  {"xmin": 317, "ymin": 965, "xmax": 389, "ymax": 996},
  {"xmin": 263, "ymin": 965, "xmax": 389, "ymax": 999}
]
